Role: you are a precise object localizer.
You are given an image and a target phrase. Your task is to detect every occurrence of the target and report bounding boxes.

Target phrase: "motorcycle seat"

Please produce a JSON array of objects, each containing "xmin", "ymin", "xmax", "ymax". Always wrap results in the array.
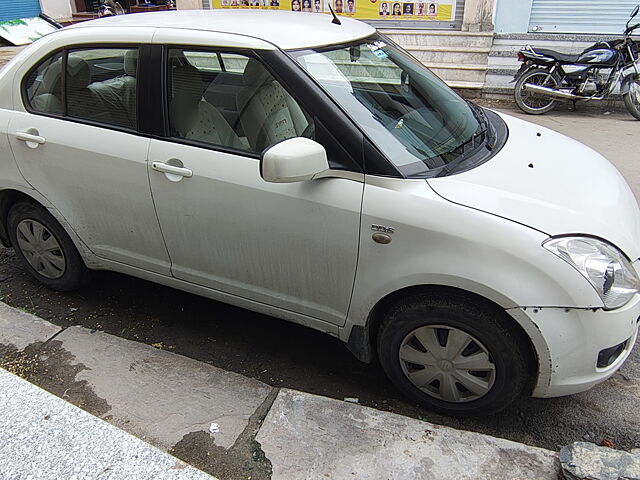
[{"xmin": 531, "ymin": 47, "xmax": 580, "ymax": 63}]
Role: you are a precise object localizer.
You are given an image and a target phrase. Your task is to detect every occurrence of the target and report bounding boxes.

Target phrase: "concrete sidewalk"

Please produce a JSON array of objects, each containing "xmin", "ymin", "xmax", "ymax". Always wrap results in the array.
[
  {"xmin": 0, "ymin": 301, "xmax": 561, "ymax": 479},
  {"xmin": 0, "ymin": 369, "xmax": 217, "ymax": 480}
]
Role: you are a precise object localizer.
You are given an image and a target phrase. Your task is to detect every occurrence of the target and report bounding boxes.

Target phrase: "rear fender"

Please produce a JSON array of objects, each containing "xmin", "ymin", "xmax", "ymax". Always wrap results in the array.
[{"xmin": 511, "ymin": 63, "xmax": 531, "ymax": 83}]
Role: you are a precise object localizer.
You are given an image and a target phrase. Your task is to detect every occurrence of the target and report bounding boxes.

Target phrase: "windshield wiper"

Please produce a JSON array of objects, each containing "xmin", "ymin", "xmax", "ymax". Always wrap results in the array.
[{"xmin": 434, "ymin": 103, "xmax": 495, "ymax": 177}]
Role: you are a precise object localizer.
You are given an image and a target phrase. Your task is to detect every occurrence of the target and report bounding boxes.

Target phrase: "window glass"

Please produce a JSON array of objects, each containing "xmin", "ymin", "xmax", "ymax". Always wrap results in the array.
[
  {"xmin": 25, "ymin": 52, "xmax": 64, "ymax": 115},
  {"xmin": 168, "ymin": 49, "xmax": 313, "ymax": 154},
  {"xmin": 293, "ymin": 35, "xmax": 481, "ymax": 174},
  {"xmin": 66, "ymin": 48, "xmax": 138, "ymax": 129}
]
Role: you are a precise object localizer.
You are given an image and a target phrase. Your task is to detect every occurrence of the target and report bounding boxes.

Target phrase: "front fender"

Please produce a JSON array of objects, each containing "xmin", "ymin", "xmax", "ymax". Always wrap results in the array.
[
  {"xmin": 344, "ymin": 177, "xmax": 604, "ymax": 336},
  {"xmin": 620, "ymin": 72, "xmax": 640, "ymax": 94}
]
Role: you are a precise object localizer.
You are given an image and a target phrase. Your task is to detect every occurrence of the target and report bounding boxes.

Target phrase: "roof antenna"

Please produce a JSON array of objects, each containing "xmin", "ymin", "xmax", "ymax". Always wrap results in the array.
[{"xmin": 328, "ymin": 3, "xmax": 342, "ymax": 25}]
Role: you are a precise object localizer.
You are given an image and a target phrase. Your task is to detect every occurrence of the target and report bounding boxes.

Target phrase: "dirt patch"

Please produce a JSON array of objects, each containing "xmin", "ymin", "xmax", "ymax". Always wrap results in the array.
[
  {"xmin": 170, "ymin": 431, "xmax": 272, "ymax": 480},
  {"xmin": 0, "ymin": 339, "xmax": 111, "ymax": 417},
  {"xmin": 170, "ymin": 389, "xmax": 278, "ymax": 480}
]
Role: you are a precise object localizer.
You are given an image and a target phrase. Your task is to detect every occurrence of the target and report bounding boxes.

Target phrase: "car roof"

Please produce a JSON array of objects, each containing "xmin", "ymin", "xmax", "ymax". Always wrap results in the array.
[{"xmin": 69, "ymin": 10, "xmax": 376, "ymax": 50}]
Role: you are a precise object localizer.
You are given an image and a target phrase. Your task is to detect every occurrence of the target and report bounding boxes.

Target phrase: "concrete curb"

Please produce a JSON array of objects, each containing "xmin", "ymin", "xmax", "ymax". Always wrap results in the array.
[
  {"xmin": 257, "ymin": 389, "xmax": 560, "ymax": 479},
  {"xmin": 0, "ymin": 301, "xmax": 562, "ymax": 479}
]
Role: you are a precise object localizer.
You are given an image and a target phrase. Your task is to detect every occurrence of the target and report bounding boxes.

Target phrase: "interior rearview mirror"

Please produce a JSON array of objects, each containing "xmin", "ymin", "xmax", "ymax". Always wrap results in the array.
[{"xmin": 261, "ymin": 137, "xmax": 329, "ymax": 183}]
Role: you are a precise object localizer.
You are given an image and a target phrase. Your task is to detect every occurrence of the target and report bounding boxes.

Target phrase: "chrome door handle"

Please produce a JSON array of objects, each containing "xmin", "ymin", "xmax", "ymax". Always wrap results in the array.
[
  {"xmin": 151, "ymin": 162, "xmax": 193, "ymax": 178},
  {"xmin": 15, "ymin": 131, "xmax": 46, "ymax": 146}
]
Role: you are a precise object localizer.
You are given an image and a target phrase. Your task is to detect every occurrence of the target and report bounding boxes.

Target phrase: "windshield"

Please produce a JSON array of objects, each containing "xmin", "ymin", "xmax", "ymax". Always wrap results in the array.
[{"xmin": 291, "ymin": 35, "xmax": 483, "ymax": 175}]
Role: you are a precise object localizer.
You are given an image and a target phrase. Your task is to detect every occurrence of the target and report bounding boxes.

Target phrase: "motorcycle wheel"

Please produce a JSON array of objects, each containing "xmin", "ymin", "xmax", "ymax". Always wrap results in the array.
[
  {"xmin": 623, "ymin": 77, "xmax": 640, "ymax": 121},
  {"xmin": 514, "ymin": 68, "xmax": 559, "ymax": 115}
]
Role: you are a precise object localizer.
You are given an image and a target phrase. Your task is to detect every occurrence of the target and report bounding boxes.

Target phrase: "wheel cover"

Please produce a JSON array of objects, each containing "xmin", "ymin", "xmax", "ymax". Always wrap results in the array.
[
  {"xmin": 519, "ymin": 72, "xmax": 558, "ymax": 111},
  {"xmin": 16, "ymin": 219, "xmax": 66, "ymax": 279},
  {"xmin": 399, "ymin": 325, "xmax": 496, "ymax": 403}
]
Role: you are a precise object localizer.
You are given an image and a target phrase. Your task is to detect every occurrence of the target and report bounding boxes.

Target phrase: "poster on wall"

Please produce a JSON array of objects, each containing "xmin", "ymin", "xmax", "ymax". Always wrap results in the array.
[{"xmin": 213, "ymin": 0, "xmax": 456, "ymax": 22}]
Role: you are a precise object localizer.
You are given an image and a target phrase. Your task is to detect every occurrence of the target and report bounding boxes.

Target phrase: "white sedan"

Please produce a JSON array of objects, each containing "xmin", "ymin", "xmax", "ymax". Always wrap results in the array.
[{"xmin": 0, "ymin": 10, "xmax": 638, "ymax": 414}]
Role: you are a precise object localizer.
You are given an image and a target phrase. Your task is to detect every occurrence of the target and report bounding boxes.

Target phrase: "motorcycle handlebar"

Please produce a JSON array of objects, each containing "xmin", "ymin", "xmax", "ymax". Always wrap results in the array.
[{"xmin": 625, "ymin": 22, "xmax": 640, "ymax": 36}]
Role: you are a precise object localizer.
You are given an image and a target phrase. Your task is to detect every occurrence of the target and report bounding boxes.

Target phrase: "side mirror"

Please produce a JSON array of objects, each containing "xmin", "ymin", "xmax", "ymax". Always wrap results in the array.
[
  {"xmin": 261, "ymin": 137, "xmax": 329, "ymax": 183},
  {"xmin": 632, "ymin": 5, "xmax": 639, "ymax": 18}
]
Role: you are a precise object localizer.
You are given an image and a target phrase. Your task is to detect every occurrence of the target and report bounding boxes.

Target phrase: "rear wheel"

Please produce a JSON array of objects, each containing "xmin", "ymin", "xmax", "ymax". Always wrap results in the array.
[
  {"xmin": 623, "ymin": 77, "xmax": 640, "ymax": 120},
  {"xmin": 377, "ymin": 293, "xmax": 533, "ymax": 415},
  {"xmin": 514, "ymin": 68, "xmax": 559, "ymax": 115},
  {"xmin": 7, "ymin": 201, "xmax": 90, "ymax": 291}
]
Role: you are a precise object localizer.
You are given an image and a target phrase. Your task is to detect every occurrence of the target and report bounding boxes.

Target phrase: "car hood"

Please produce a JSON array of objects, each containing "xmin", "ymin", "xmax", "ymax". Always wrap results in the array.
[{"xmin": 427, "ymin": 111, "xmax": 640, "ymax": 260}]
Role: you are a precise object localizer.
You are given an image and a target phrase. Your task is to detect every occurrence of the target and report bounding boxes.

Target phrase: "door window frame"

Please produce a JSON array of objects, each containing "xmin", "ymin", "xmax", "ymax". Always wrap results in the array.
[
  {"xmin": 20, "ymin": 43, "xmax": 143, "ymax": 135},
  {"xmin": 152, "ymin": 44, "xmax": 368, "ymax": 173}
]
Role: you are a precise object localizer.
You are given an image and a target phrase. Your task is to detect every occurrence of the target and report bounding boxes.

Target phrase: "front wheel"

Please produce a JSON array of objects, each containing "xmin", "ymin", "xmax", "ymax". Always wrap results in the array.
[
  {"xmin": 514, "ymin": 68, "xmax": 559, "ymax": 115},
  {"xmin": 377, "ymin": 293, "xmax": 533, "ymax": 415},
  {"xmin": 623, "ymin": 77, "xmax": 640, "ymax": 120}
]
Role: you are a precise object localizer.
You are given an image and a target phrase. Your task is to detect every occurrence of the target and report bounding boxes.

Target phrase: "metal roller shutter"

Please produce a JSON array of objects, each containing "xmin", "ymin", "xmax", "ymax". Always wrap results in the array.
[
  {"xmin": 0, "ymin": 0, "xmax": 42, "ymax": 22},
  {"xmin": 528, "ymin": 0, "xmax": 639, "ymax": 34}
]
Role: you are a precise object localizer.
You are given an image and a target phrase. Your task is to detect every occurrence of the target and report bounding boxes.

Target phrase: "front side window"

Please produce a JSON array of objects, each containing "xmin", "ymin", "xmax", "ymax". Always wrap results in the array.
[
  {"xmin": 292, "ymin": 35, "xmax": 484, "ymax": 176},
  {"xmin": 168, "ymin": 49, "xmax": 313, "ymax": 154},
  {"xmin": 23, "ymin": 47, "xmax": 138, "ymax": 130}
]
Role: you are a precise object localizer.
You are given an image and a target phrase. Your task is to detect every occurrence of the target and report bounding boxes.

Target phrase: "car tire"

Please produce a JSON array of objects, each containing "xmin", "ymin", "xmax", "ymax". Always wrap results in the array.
[
  {"xmin": 7, "ymin": 201, "xmax": 91, "ymax": 291},
  {"xmin": 377, "ymin": 292, "xmax": 532, "ymax": 415}
]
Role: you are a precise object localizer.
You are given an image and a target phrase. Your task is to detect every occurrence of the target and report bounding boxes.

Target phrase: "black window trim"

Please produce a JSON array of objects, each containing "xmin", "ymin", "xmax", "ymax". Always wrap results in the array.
[{"xmin": 21, "ymin": 43, "xmax": 144, "ymax": 137}]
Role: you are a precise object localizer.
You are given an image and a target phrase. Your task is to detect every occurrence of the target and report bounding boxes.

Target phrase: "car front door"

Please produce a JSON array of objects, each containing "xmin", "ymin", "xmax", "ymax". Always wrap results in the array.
[
  {"xmin": 8, "ymin": 44, "xmax": 171, "ymax": 275},
  {"xmin": 147, "ymin": 47, "xmax": 363, "ymax": 325}
]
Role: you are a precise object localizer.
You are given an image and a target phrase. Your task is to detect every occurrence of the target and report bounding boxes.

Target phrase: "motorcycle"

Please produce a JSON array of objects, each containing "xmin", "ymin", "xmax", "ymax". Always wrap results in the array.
[
  {"xmin": 98, "ymin": 0, "xmax": 126, "ymax": 17},
  {"xmin": 513, "ymin": 4, "xmax": 640, "ymax": 120}
]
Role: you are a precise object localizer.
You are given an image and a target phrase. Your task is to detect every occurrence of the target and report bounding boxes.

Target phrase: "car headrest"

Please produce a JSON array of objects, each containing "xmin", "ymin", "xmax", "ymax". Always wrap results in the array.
[
  {"xmin": 242, "ymin": 58, "xmax": 272, "ymax": 87},
  {"xmin": 124, "ymin": 50, "xmax": 138, "ymax": 76},
  {"xmin": 66, "ymin": 56, "xmax": 91, "ymax": 91},
  {"xmin": 41, "ymin": 58, "xmax": 63, "ymax": 94},
  {"xmin": 171, "ymin": 64, "xmax": 204, "ymax": 104}
]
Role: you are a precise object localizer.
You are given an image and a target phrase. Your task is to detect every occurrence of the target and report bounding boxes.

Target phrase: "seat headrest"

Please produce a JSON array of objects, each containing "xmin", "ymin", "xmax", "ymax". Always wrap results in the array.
[
  {"xmin": 41, "ymin": 58, "xmax": 63, "ymax": 94},
  {"xmin": 66, "ymin": 56, "xmax": 91, "ymax": 91},
  {"xmin": 242, "ymin": 58, "xmax": 272, "ymax": 87},
  {"xmin": 124, "ymin": 50, "xmax": 138, "ymax": 76},
  {"xmin": 171, "ymin": 64, "xmax": 204, "ymax": 103}
]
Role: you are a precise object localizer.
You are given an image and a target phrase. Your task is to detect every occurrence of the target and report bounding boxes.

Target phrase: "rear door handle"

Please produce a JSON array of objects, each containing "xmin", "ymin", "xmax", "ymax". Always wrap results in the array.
[
  {"xmin": 15, "ymin": 131, "xmax": 46, "ymax": 147},
  {"xmin": 151, "ymin": 162, "xmax": 193, "ymax": 178}
]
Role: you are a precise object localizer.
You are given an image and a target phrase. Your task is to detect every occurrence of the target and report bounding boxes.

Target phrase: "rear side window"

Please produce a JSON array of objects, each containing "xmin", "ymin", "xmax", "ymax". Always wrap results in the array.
[
  {"xmin": 23, "ymin": 47, "xmax": 139, "ymax": 131},
  {"xmin": 24, "ymin": 52, "xmax": 64, "ymax": 115}
]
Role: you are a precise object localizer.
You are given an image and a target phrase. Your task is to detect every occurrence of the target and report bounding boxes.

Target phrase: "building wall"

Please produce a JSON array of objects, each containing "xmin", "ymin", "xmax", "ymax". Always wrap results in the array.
[
  {"xmin": 493, "ymin": 0, "xmax": 531, "ymax": 33},
  {"xmin": 41, "ymin": 0, "xmax": 73, "ymax": 19}
]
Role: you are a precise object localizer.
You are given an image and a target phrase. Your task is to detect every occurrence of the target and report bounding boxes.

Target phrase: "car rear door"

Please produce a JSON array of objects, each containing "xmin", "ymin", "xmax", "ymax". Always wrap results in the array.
[
  {"xmin": 146, "ymin": 43, "xmax": 364, "ymax": 326},
  {"xmin": 8, "ymin": 41, "xmax": 171, "ymax": 275}
]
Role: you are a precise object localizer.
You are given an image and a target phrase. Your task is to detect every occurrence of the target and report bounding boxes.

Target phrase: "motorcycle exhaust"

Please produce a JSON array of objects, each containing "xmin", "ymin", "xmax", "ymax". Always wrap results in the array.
[{"xmin": 524, "ymin": 83, "xmax": 603, "ymax": 101}]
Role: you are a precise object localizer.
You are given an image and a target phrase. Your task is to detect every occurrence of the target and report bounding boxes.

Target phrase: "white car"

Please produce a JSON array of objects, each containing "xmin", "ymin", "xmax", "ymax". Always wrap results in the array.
[{"xmin": 0, "ymin": 10, "xmax": 638, "ymax": 414}]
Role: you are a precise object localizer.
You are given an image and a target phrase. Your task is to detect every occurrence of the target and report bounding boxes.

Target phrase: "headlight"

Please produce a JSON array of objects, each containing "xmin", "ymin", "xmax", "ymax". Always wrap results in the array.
[{"xmin": 543, "ymin": 236, "xmax": 640, "ymax": 309}]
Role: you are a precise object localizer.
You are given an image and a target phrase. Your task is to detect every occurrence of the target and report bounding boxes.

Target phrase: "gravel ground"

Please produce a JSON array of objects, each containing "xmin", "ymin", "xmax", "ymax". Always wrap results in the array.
[{"xmin": 1, "ymin": 105, "xmax": 639, "ymax": 453}]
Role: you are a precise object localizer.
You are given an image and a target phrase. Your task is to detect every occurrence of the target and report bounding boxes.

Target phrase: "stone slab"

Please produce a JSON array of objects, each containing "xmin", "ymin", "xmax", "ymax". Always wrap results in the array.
[
  {"xmin": 256, "ymin": 389, "xmax": 561, "ymax": 480},
  {"xmin": 0, "ymin": 301, "xmax": 61, "ymax": 350},
  {"xmin": 560, "ymin": 442, "xmax": 640, "ymax": 480},
  {"xmin": 0, "ymin": 368, "xmax": 216, "ymax": 480},
  {"xmin": 53, "ymin": 326, "xmax": 272, "ymax": 450}
]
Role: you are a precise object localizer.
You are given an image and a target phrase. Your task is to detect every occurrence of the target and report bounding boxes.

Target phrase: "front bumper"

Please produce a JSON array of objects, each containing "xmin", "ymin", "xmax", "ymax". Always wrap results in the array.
[{"xmin": 508, "ymin": 295, "xmax": 640, "ymax": 398}]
